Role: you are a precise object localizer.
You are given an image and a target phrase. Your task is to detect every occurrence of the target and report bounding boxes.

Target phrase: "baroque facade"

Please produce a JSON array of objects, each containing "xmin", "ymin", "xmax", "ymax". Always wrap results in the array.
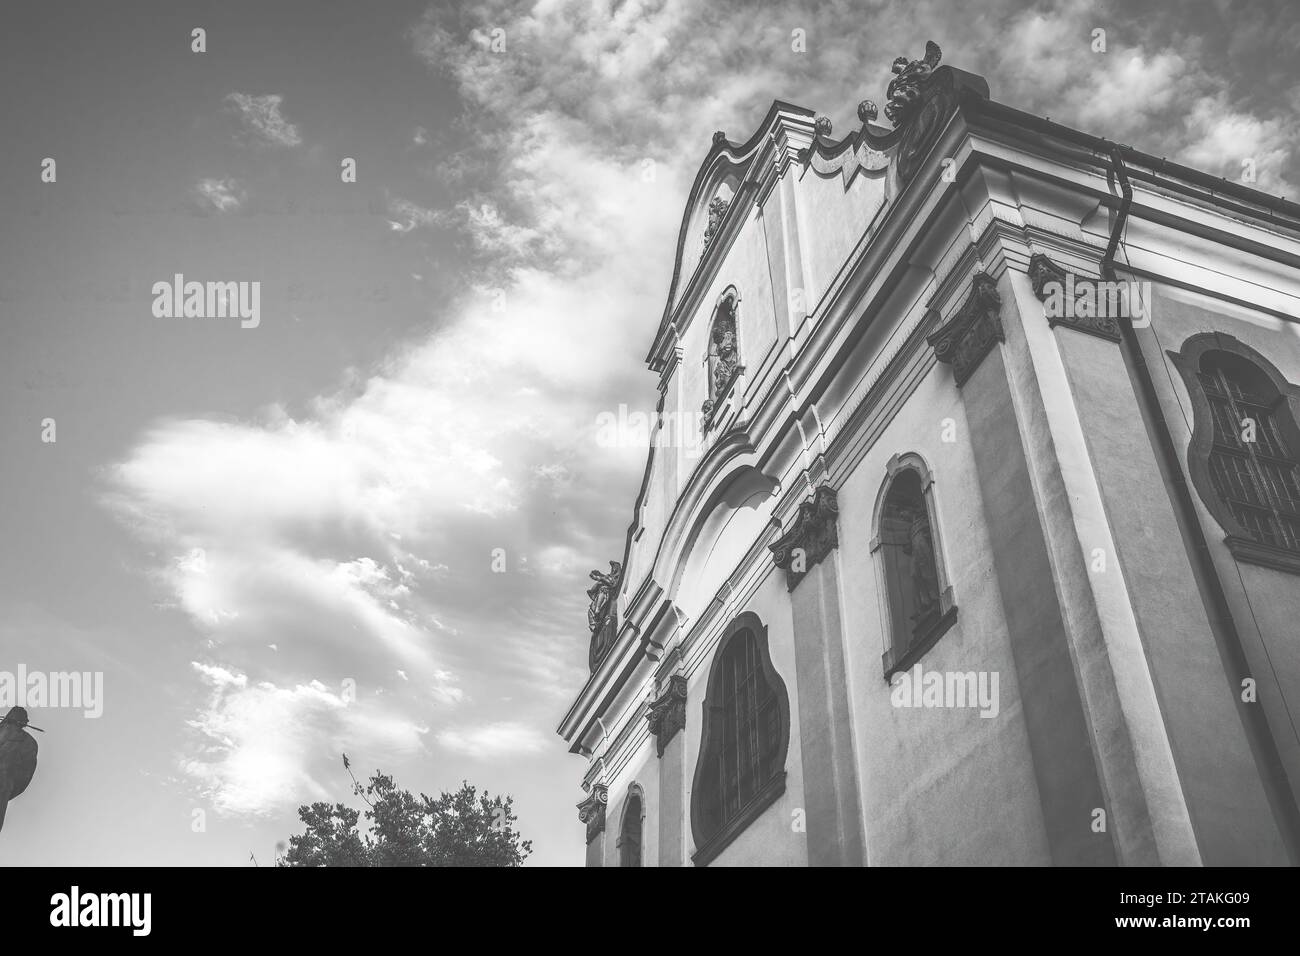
[{"xmin": 558, "ymin": 43, "xmax": 1300, "ymax": 866}]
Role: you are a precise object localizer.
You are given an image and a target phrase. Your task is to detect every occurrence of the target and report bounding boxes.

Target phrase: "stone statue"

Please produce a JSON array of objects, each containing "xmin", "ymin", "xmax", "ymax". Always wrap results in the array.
[
  {"xmin": 885, "ymin": 41, "xmax": 942, "ymax": 125},
  {"xmin": 586, "ymin": 561, "xmax": 622, "ymax": 633},
  {"xmin": 904, "ymin": 507, "xmax": 941, "ymax": 620},
  {"xmin": 0, "ymin": 707, "xmax": 39, "ymax": 834},
  {"xmin": 702, "ymin": 196, "xmax": 730, "ymax": 251},
  {"xmin": 710, "ymin": 307, "xmax": 739, "ymax": 396}
]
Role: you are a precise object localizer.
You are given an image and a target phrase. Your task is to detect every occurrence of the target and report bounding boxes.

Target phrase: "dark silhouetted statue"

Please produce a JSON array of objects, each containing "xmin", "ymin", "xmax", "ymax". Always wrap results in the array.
[{"xmin": 0, "ymin": 707, "xmax": 39, "ymax": 834}]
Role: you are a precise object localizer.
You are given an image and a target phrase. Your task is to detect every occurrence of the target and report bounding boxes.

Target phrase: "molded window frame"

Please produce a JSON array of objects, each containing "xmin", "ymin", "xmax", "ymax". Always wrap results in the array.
[
  {"xmin": 689, "ymin": 611, "xmax": 790, "ymax": 867},
  {"xmin": 1169, "ymin": 332, "xmax": 1300, "ymax": 575},
  {"xmin": 870, "ymin": 452, "xmax": 958, "ymax": 680},
  {"xmin": 616, "ymin": 783, "xmax": 645, "ymax": 868}
]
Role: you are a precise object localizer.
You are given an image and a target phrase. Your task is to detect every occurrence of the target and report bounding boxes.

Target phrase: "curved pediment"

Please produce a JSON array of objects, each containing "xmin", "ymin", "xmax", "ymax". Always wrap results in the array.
[
  {"xmin": 650, "ymin": 101, "xmax": 818, "ymax": 363},
  {"xmin": 646, "ymin": 56, "xmax": 989, "ymax": 374}
]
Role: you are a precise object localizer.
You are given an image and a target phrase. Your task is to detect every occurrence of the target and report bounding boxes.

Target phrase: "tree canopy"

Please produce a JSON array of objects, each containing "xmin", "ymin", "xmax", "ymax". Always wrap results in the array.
[{"xmin": 280, "ymin": 762, "xmax": 532, "ymax": 867}]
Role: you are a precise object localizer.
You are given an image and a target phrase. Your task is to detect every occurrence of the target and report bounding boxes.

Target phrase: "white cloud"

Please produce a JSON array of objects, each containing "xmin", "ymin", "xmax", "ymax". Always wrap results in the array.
[
  {"xmin": 183, "ymin": 662, "xmax": 426, "ymax": 816},
  {"xmin": 224, "ymin": 92, "xmax": 302, "ymax": 147},
  {"xmin": 194, "ymin": 177, "xmax": 246, "ymax": 212},
  {"xmin": 993, "ymin": 0, "xmax": 1299, "ymax": 193},
  {"xmin": 1181, "ymin": 93, "xmax": 1297, "ymax": 191},
  {"xmin": 386, "ymin": 196, "xmax": 446, "ymax": 233},
  {"xmin": 437, "ymin": 721, "xmax": 548, "ymax": 759}
]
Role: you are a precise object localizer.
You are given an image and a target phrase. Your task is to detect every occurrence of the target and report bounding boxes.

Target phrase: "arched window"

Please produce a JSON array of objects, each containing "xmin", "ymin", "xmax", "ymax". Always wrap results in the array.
[
  {"xmin": 618, "ymin": 786, "xmax": 644, "ymax": 867},
  {"xmin": 872, "ymin": 454, "xmax": 957, "ymax": 679},
  {"xmin": 702, "ymin": 288, "xmax": 741, "ymax": 423},
  {"xmin": 690, "ymin": 612, "xmax": 790, "ymax": 866},
  {"xmin": 1172, "ymin": 333, "xmax": 1300, "ymax": 571}
]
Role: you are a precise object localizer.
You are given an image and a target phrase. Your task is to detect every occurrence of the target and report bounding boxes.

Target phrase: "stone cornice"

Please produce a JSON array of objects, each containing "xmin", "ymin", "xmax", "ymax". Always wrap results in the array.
[
  {"xmin": 658, "ymin": 340, "xmax": 684, "ymax": 392},
  {"xmin": 645, "ymin": 674, "xmax": 688, "ymax": 757},
  {"xmin": 926, "ymin": 271, "xmax": 1004, "ymax": 386},
  {"xmin": 769, "ymin": 485, "xmax": 840, "ymax": 590}
]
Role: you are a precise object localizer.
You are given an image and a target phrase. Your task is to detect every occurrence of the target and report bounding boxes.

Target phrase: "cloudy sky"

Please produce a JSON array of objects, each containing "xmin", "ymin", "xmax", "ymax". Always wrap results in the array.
[{"xmin": 1, "ymin": 0, "xmax": 1297, "ymax": 865}]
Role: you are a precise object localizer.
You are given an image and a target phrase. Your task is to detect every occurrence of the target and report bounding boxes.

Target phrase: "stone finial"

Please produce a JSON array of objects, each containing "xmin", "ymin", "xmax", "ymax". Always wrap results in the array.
[
  {"xmin": 814, "ymin": 114, "xmax": 833, "ymax": 138},
  {"xmin": 857, "ymin": 100, "xmax": 879, "ymax": 124}
]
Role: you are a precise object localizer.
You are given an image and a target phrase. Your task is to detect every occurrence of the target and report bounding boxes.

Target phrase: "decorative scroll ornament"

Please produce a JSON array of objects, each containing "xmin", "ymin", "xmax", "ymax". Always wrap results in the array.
[
  {"xmin": 1028, "ymin": 253, "xmax": 1122, "ymax": 342},
  {"xmin": 1028, "ymin": 252, "xmax": 1067, "ymax": 299},
  {"xmin": 646, "ymin": 675, "xmax": 688, "ymax": 757},
  {"xmin": 577, "ymin": 784, "xmax": 608, "ymax": 844},
  {"xmin": 885, "ymin": 41, "xmax": 942, "ymax": 125},
  {"xmin": 587, "ymin": 561, "xmax": 622, "ymax": 671},
  {"xmin": 769, "ymin": 485, "xmax": 840, "ymax": 591},
  {"xmin": 926, "ymin": 272, "xmax": 1003, "ymax": 387},
  {"xmin": 807, "ymin": 40, "xmax": 985, "ymax": 191}
]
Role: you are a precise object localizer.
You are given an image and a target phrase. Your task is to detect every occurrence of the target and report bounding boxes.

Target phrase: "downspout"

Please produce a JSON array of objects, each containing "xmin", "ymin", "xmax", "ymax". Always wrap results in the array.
[
  {"xmin": 1100, "ymin": 146, "xmax": 1132, "ymax": 278},
  {"xmin": 1103, "ymin": 146, "xmax": 1300, "ymax": 861}
]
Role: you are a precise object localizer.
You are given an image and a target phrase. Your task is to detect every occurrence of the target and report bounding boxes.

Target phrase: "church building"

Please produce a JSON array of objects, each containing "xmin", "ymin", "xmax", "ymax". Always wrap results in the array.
[{"xmin": 558, "ymin": 43, "xmax": 1300, "ymax": 866}]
